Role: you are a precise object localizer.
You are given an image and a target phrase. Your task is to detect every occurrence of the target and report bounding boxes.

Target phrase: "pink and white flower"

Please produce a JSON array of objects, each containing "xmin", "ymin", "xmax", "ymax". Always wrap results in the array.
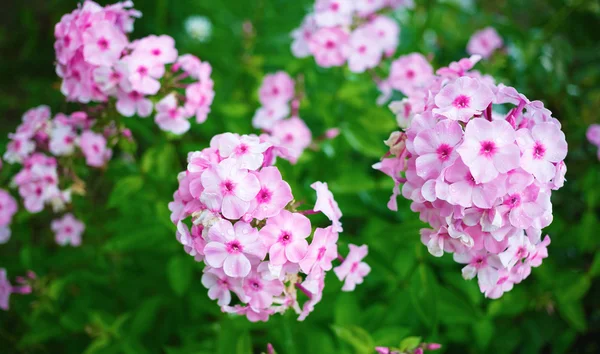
[
  {"xmin": 51, "ymin": 213, "xmax": 85, "ymax": 247},
  {"xmin": 334, "ymin": 244, "xmax": 370, "ymax": 291},
  {"xmin": 311, "ymin": 181, "xmax": 343, "ymax": 232},
  {"xmin": 308, "ymin": 27, "xmax": 349, "ymax": 68},
  {"xmin": 79, "ymin": 131, "xmax": 112, "ymax": 168},
  {"xmin": 433, "ymin": 76, "xmax": 494, "ymax": 122},
  {"xmin": 467, "ymin": 27, "xmax": 503, "ymax": 59},
  {"xmin": 260, "ymin": 210, "xmax": 311, "ymax": 265}
]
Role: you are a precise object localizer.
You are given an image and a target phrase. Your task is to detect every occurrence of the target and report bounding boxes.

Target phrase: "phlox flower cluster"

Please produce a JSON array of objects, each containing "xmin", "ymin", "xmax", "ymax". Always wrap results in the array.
[
  {"xmin": 54, "ymin": 0, "xmax": 215, "ymax": 135},
  {"xmin": 291, "ymin": 0, "xmax": 413, "ymax": 73},
  {"xmin": 168, "ymin": 132, "xmax": 370, "ymax": 322},
  {"xmin": 586, "ymin": 124, "xmax": 600, "ymax": 160},
  {"xmin": 466, "ymin": 27, "xmax": 503, "ymax": 59},
  {"xmin": 375, "ymin": 54, "xmax": 567, "ymax": 298},
  {"xmin": 252, "ymin": 72, "xmax": 312, "ymax": 164},
  {"xmin": 0, "ymin": 268, "xmax": 35, "ymax": 311}
]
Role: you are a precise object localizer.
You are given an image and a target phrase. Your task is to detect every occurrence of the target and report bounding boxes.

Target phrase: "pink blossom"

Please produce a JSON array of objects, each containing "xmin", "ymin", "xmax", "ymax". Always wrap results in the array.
[
  {"xmin": 467, "ymin": 27, "xmax": 503, "ymax": 59},
  {"xmin": 176, "ymin": 221, "xmax": 205, "ymax": 261},
  {"xmin": 241, "ymin": 271, "xmax": 284, "ymax": 309},
  {"xmin": 252, "ymin": 103, "xmax": 290, "ymax": 131},
  {"xmin": 498, "ymin": 231, "xmax": 535, "ymax": 268},
  {"xmin": 82, "ymin": 20, "xmax": 128, "ymax": 66},
  {"xmin": 271, "ymin": 117, "xmax": 312, "ymax": 164},
  {"xmin": 389, "ymin": 99, "xmax": 414, "ymax": 129},
  {"xmin": 154, "ymin": 93, "xmax": 191, "ymax": 134},
  {"xmin": 433, "ymin": 77, "xmax": 494, "ymax": 122},
  {"xmin": 334, "ymin": 244, "xmax": 370, "ymax": 291},
  {"xmin": 49, "ymin": 123, "xmax": 77, "ymax": 156},
  {"xmin": 201, "ymin": 267, "xmax": 244, "ymax": 306},
  {"xmin": 93, "ymin": 61, "xmax": 131, "ymax": 93},
  {"xmin": 249, "ymin": 166, "xmax": 293, "ymax": 220},
  {"xmin": 516, "ymin": 122, "xmax": 568, "ymax": 183},
  {"xmin": 222, "ymin": 304, "xmax": 273, "ymax": 322},
  {"xmin": 299, "ymin": 227, "xmax": 339, "ymax": 273},
  {"xmin": 347, "ymin": 26, "xmax": 384, "ymax": 73},
  {"xmin": 218, "ymin": 133, "xmax": 271, "ymax": 170},
  {"xmin": 457, "ymin": 119, "xmax": 521, "ymax": 183},
  {"xmin": 259, "ymin": 72, "xmax": 295, "ymax": 106},
  {"xmin": 0, "ymin": 190, "xmax": 17, "ymax": 231},
  {"xmin": 413, "ymin": 119, "xmax": 463, "ymax": 180},
  {"xmin": 176, "ymin": 54, "xmax": 212, "ymax": 81},
  {"xmin": 311, "ymin": 181, "xmax": 343, "ymax": 232},
  {"xmin": 586, "ymin": 124, "xmax": 600, "ymax": 146},
  {"xmin": 454, "ymin": 250, "xmax": 502, "ymax": 293},
  {"xmin": 355, "ymin": 0, "xmax": 387, "ymax": 17},
  {"xmin": 498, "ymin": 183, "xmax": 550, "ymax": 230},
  {"xmin": 4, "ymin": 134, "xmax": 35, "ymax": 164},
  {"xmin": 260, "ymin": 210, "xmax": 311, "ymax": 265},
  {"xmin": 200, "ymin": 158, "xmax": 261, "ymax": 219},
  {"xmin": 116, "ymin": 89, "xmax": 153, "ymax": 117},
  {"xmin": 314, "ymin": 0, "xmax": 354, "ymax": 27},
  {"xmin": 291, "ymin": 14, "xmax": 318, "ymax": 58},
  {"xmin": 51, "ymin": 213, "xmax": 85, "ymax": 246},
  {"xmin": 184, "ymin": 81, "xmax": 215, "ymax": 123},
  {"xmin": 132, "ymin": 35, "xmax": 178, "ymax": 64},
  {"xmin": 308, "ymin": 27, "xmax": 349, "ymax": 68},
  {"xmin": 79, "ymin": 131, "xmax": 112, "ymax": 167},
  {"xmin": 124, "ymin": 53, "xmax": 165, "ymax": 95},
  {"xmin": 204, "ymin": 220, "xmax": 266, "ymax": 278},
  {"xmin": 443, "ymin": 158, "xmax": 503, "ymax": 208},
  {"xmin": 365, "ymin": 16, "xmax": 400, "ymax": 54},
  {"xmin": 389, "ymin": 53, "xmax": 434, "ymax": 96}
]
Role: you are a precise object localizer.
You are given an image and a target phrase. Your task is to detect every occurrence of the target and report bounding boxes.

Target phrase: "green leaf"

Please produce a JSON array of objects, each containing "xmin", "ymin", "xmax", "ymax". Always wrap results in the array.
[
  {"xmin": 410, "ymin": 264, "xmax": 438, "ymax": 328},
  {"xmin": 108, "ymin": 176, "xmax": 144, "ymax": 209},
  {"xmin": 334, "ymin": 292, "xmax": 361, "ymax": 326},
  {"xmin": 590, "ymin": 252, "xmax": 600, "ymax": 277},
  {"xmin": 557, "ymin": 302, "xmax": 587, "ymax": 332},
  {"xmin": 399, "ymin": 336, "xmax": 421, "ymax": 351},
  {"xmin": 167, "ymin": 256, "xmax": 193, "ymax": 296},
  {"xmin": 235, "ymin": 331, "xmax": 252, "ymax": 354},
  {"xmin": 473, "ymin": 319, "xmax": 494, "ymax": 350},
  {"xmin": 331, "ymin": 325, "xmax": 374, "ymax": 354}
]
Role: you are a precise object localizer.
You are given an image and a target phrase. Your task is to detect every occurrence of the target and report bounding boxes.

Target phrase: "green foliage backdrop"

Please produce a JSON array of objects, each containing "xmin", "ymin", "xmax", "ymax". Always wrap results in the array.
[{"xmin": 1, "ymin": 0, "xmax": 599, "ymax": 353}]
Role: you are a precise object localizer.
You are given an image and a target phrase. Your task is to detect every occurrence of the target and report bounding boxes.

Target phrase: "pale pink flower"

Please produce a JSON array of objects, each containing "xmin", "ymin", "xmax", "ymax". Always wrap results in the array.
[
  {"xmin": 4, "ymin": 134, "xmax": 35, "ymax": 164},
  {"xmin": 498, "ymin": 183, "xmax": 550, "ymax": 230},
  {"xmin": 389, "ymin": 99, "xmax": 414, "ymax": 129},
  {"xmin": 433, "ymin": 77, "xmax": 494, "ymax": 122},
  {"xmin": 132, "ymin": 35, "xmax": 178, "ymax": 64},
  {"xmin": 259, "ymin": 72, "xmax": 295, "ymax": 106},
  {"xmin": 347, "ymin": 26, "xmax": 383, "ymax": 73},
  {"xmin": 334, "ymin": 244, "xmax": 370, "ymax": 291},
  {"xmin": 454, "ymin": 250, "xmax": 502, "ymax": 293},
  {"xmin": 218, "ymin": 133, "xmax": 271, "ymax": 170},
  {"xmin": 0, "ymin": 190, "xmax": 17, "ymax": 229},
  {"xmin": 154, "ymin": 93, "xmax": 191, "ymax": 134},
  {"xmin": 365, "ymin": 16, "xmax": 400, "ymax": 54},
  {"xmin": 204, "ymin": 220, "xmax": 266, "ymax": 278},
  {"xmin": 308, "ymin": 27, "xmax": 349, "ymax": 68},
  {"xmin": 586, "ymin": 124, "xmax": 600, "ymax": 146},
  {"xmin": 49, "ymin": 123, "xmax": 77, "ymax": 156},
  {"xmin": 389, "ymin": 53, "xmax": 434, "ymax": 96},
  {"xmin": 516, "ymin": 122, "xmax": 568, "ymax": 183},
  {"xmin": 271, "ymin": 117, "xmax": 312, "ymax": 164},
  {"xmin": 184, "ymin": 81, "xmax": 215, "ymax": 123},
  {"xmin": 314, "ymin": 0, "xmax": 354, "ymax": 27},
  {"xmin": 93, "ymin": 61, "xmax": 131, "ymax": 93},
  {"xmin": 467, "ymin": 27, "xmax": 503, "ymax": 59},
  {"xmin": 498, "ymin": 231, "xmax": 535, "ymax": 268},
  {"xmin": 222, "ymin": 304, "xmax": 273, "ymax": 322},
  {"xmin": 457, "ymin": 119, "xmax": 521, "ymax": 183},
  {"xmin": 291, "ymin": 14, "xmax": 318, "ymax": 58},
  {"xmin": 79, "ymin": 131, "xmax": 112, "ymax": 167},
  {"xmin": 249, "ymin": 166, "xmax": 293, "ymax": 220},
  {"xmin": 241, "ymin": 271, "xmax": 284, "ymax": 309},
  {"xmin": 299, "ymin": 227, "xmax": 339, "ymax": 273},
  {"xmin": 260, "ymin": 210, "xmax": 311, "ymax": 265},
  {"xmin": 200, "ymin": 158, "xmax": 261, "ymax": 219},
  {"xmin": 252, "ymin": 103, "xmax": 290, "ymax": 131},
  {"xmin": 413, "ymin": 120, "xmax": 463, "ymax": 180},
  {"xmin": 443, "ymin": 158, "xmax": 503, "ymax": 208},
  {"xmin": 176, "ymin": 221, "xmax": 205, "ymax": 261},
  {"xmin": 355, "ymin": 0, "xmax": 387, "ymax": 17},
  {"xmin": 51, "ymin": 213, "xmax": 85, "ymax": 246},
  {"xmin": 176, "ymin": 54, "xmax": 212, "ymax": 81},
  {"xmin": 124, "ymin": 53, "xmax": 165, "ymax": 95},
  {"xmin": 311, "ymin": 181, "xmax": 343, "ymax": 232},
  {"xmin": 201, "ymin": 267, "xmax": 244, "ymax": 306},
  {"xmin": 116, "ymin": 89, "xmax": 153, "ymax": 117},
  {"xmin": 82, "ymin": 20, "xmax": 128, "ymax": 66}
]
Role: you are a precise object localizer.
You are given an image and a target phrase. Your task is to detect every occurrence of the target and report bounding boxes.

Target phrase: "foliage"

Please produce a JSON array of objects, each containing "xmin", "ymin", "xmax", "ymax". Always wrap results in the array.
[{"xmin": 1, "ymin": 0, "xmax": 599, "ymax": 353}]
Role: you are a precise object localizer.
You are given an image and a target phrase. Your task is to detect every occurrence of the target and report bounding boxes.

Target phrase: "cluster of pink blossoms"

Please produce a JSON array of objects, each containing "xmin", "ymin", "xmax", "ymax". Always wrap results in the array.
[
  {"xmin": 252, "ymin": 72, "xmax": 312, "ymax": 164},
  {"xmin": 0, "ymin": 269, "xmax": 34, "ymax": 311},
  {"xmin": 168, "ymin": 133, "xmax": 370, "ymax": 321},
  {"xmin": 466, "ymin": 27, "xmax": 503, "ymax": 59},
  {"xmin": 586, "ymin": 124, "xmax": 600, "ymax": 160},
  {"xmin": 375, "ymin": 54, "xmax": 567, "ymax": 298},
  {"xmin": 55, "ymin": 0, "xmax": 215, "ymax": 134},
  {"xmin": 291, "ymin": 0, "xmax": 413, "ymax": 73}
]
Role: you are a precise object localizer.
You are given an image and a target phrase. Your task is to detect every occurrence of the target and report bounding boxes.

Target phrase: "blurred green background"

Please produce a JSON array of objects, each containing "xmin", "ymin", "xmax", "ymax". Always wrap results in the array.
[{"xmin": 1, "ymin": 0, "xmax": 600, "ymax": 353}]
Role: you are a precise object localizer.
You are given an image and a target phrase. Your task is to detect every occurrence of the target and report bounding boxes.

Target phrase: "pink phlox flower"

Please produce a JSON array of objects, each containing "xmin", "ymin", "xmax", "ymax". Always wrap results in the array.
[
  {"xmin": 116, "ymin": 89, "xmax": 153, "ymax": 117},
  {"xmin": 176, "ymin": 221, "xmax": 205, "ymax": 261},
  {"xmin": 467, "ymin": 27, "xmax": 503, "ymax": 59},
  {"xmin": 299, "ymin": 226, "xmax": 339, "ymax": 273},
  {"xmin": 200, "ymin": 158, "xmax": 261, "ymax": 219},
  {"xmin": 249, "ymin": 166, "xmax": 293, "ymax": 220},
  {"xmin": 79, "ymin": 130, "xmax": 112, "ymax": 167},
  {"xmin": 291, "ymin": 14, "xmax": 318, "ymax": 58},
  {"xmin": 124, "ymin": 52, "xmax": 165, "ymax": 95},
  {"xmin": 334, "ymin": 244, "xmax": 370, "ymax": 291},
  {"xmin": 241, "ymin": 271, "xmax": 284, "ymax": 309},
  {"xmin": 270, "ymin": 117, "xmax": 312, "ymax": 164},
  {"xmin": 457, "ymin": 118, "xmax": 521, "ymax": 184},
  {"xmin": 346, "ymin": 25, "xmax": 384, "ymax": 73},
  {"xmin": 93, "ymin": 60, "xmax": 131, "ymax": 94},
  {"xmin": 413, "ymin": 119, "xmax": 463, "ymax": 180},
  {"xmin": 51, "ymin": 213, "xmax": 85, "ymax": 246},
  {"xmin": 436, "ymin": 55, "xmax": 482, "ymax": 78},
  {"xmin": 433, "ymin": 76, "xmax": 494, "ymax": 122},
  {"xmin": 260, "ymin": 210, "xmax": 311, "ymax": 265},
  {"xmin": 184, "ymin": 81, "xmax": 215, "ymax": 124},
  {"xmin": 252, "ymin": 102, "xmax": 290, "ymax": 131},
  {"xmin": 49, "ymin": 123, "xmax": 78, "ymax": 156},
  {"xmin": 201, "ymin": 267, "xmax": 244, "ymax": 306},
  {"xmin": 203, "ymin": 219, "xmax": 266, "ymax": 278},
  {"xmin": 498, "ymin": 230, "xmax": 535, "ymax": 268},
  {"xmin": 311, "ymin": 181, "xmax": 343, "ymax": 232},
  {"xmin": 0, "ymin": 190, "xmax": 17, "ymax": 229},
  {"xmin": 176, "ymin": 54, "xmax": 212, "ymax": 81},
  {"xmin": 443, "ymin": 158, "xmax": 504, "ymax": 208},
  {"xmin": 132, "ymin": 35, "xmax": 178, "ymax": 64},
  {"xmin": 314, "ymin": 0, "xmax": 354, "ymax": 27},
  {"xmin": 389, "ymin": 53, "xmax": 434, "ymax": 96},
  {"xmin": 154, "ymin": 93, "xmax": 191, "ymax": 134},
  {"xmin": 454, "ymin": 250, "xmax": 502, "ymax": 293},
  {"xmin": 355, "ymin": 0, "xmax": 387, "ymax": 17},
  {"xmin": 222, "ymin": 304, "xmax": 273, "ymax": 322},
  {"xmin": 308, "ymin": 27, "xmax": 350, "ymax": 68},
  {"xmin": 4, "ymin": 134, "xmax": 36, "ymax": 164},
  {"xmin": 218, "ymin": 133, "xmax": 271, "ymax": 170},
  {"xmin": 82, "ymin": 20, "xmax": 128, "ymax": 66},
  {"xmin": 527, "ymin": 235, "xmax": 551, "ymax": 267},
  {"xmin": 587, "ymin": 124, "xmax": 600, "ymax": 146},
  {"xmin": 259, "ymin": 71, "xmax": 295, "ymax": 106},
  {"xmin": 516, "ymin": 122, "xmax": 568, "ymax": 183}
]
